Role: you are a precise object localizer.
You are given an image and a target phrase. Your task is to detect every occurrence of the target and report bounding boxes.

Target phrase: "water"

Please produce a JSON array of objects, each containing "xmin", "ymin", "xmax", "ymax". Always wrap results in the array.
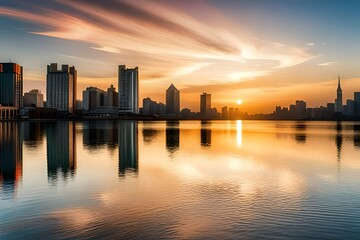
[{"xmin": 1, "ymin": 120, "xmax": 360, "ymax": 239}]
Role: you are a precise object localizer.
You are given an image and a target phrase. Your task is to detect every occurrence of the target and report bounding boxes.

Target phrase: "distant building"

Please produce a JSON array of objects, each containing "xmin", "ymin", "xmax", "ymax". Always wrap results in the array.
[
  {"xmin": 83, "ymin": 85, "xmax": 119, "ymax": 114},
  {"xmin": 83, "ymin": 87, "xmax": 106, "ymax": 111},
  {"xmin": 200, "ymin": 92, "xmax": 211, "ymax": 118},
  {"xmin": 344, "ymin": 99, "xmax": 354, "ymax": 116},
  {"xmin": 46, "ymin": 63, "xmax": 77, "ymax": 115},
  {"xmin": 354, "ymin": 92, "xmax": 360, "ymax": 115},
  {"xmin": 295, "ymin": 100, "xmax": 306, "ymax": 119},
  {"xmin": 75, "ymin": 100, "xmax": 82, "ymax": 110},
  {"xmin": 222, "ymin": 106, "xmax": 228, "ymax": 119},
  {"xmin": 106, "ymin": 84, "xmax": 118, "ymax": 108},
  {"xmin": 166, "ymin": 84, "xmax": 180, "ymax": 114},
  {"xmin": 23, "ymin": 89, "xmax": 44, "ymax": 108},
  {"xmin": 327, "ymin": 103, "xmax": 335, "ymax": 113},
  {"xmin": 142, "ymin": 97, "xmax": 166, "ymax": 115},
  {"xmin": 118, "ymin": 65, "xmax": 139, "ymax": 114},
  {"xmin": 0, "ymin": 62, "xmax": 23, "ymax": 108},
  {"xmin": 335, "ymin": 75, "xmax": 343, "ymax": 113}
]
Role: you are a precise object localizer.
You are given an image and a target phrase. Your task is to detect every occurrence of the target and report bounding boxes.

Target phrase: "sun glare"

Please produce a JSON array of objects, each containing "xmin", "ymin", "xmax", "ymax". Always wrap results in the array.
[{"xmin": 236, "ymin": 99, "xmax": 243, "ymax": 105}]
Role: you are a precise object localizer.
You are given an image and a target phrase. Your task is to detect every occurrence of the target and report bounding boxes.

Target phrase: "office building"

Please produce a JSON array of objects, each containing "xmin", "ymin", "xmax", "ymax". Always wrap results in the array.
[
  {"xmin": 106, "ymin": 84, "xmax": 118, "ymax": 108},
  {"xmin": 142, "ymin": 97, "xmax": 166, "ymax": 115},
  {"xmin": 200, "ymin": 92, "xmax": 211, "ymax": 117},
  {"xmin": 344, "ymin": 99, "xmax": 354, "ymax": 116},
  {"xmin": 335, "ymin": 75, "xmax": 343, "ymax": 113},
  {"xmin": 222, "ymin": 106, "xmax": 228, "ymax": 119},
  {"xmin": 83, "ymin": 87, "xmax": 106, "ymax": 111},
  {"xmin": 295, "ymin": 100, "xmax": 306, "ymax": 119},
  {"xmin": 118, "ymin": 65, "xmax": 139, "ymax": 114},
  {"xmin": 166, "ymin": 84, "xmax": 180, "ymax": 114},
  {"xmin": 23, "ymin": 89, "xmax": 44, "ymax": 108},
  {"xmin": 354, "ymin": 92, "xmax": 360, "ymax": 115},
  {"xmin": 0, "ymin": 62, "xmax": 23, "ymax": 108},
  {"xmin": 46, "ymin": 63, "xmax": 77, "ymax": 115}
]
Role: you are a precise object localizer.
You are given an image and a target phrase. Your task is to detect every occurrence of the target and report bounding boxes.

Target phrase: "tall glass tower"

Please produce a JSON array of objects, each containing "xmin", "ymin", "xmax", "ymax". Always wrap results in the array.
[
  {"xmin": 118, "ymin": 65, "xmax": 139, "ymax": 114},
  {"xmin": 335, "ymin": 75, "xmax": 343, "ymax": 113},
  {"xmin": 0, "ymin": 63, "xmax": 23, "ymax": 108}
]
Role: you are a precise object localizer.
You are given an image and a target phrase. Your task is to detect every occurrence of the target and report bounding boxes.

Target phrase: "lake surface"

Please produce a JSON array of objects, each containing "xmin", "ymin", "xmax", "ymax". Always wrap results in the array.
[{"xmin": 1, "ymin": 120, "xmax": 360, "ymax": 239}]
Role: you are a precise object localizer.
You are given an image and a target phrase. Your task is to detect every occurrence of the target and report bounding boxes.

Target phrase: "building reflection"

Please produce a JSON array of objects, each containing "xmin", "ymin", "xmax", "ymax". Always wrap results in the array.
[
  {"xmin": 142, "ymin": 122, "xmax": 160, "ymax": 144},
  {"xmin": 22, "ymin": 121, "xmax": 45, "ymax": 148},
  {"xmin": 0, "ymin": 122, "xmax": 22, "ymax": 197},
  {"xmin": 83, "ymin": 121, "xmax": 118, "ymax": 151},
  {"xmin": 294, "ymin": 122, "xmax": 306, "ymax": 144},
  {"xmin": 118, "ymin": 121, "xmax": 138, "ymax": 176},
  {"xmin": 201, "ymin": 121, "xmax": 211, "ymax": 147},
  {"xmin": 353, "ymin": 124, "xmax": 360, "ymax": 149},
  {"xmin": 46, "ymin": 121, "xmax": 76, "ymax": 182},
  {"xmin": 166, "ymin": 121, "xmax": 180, "ymax": 153},
  {"xmin": 335, "ymin": 122, "xmax": 342, "ymax": 162}
]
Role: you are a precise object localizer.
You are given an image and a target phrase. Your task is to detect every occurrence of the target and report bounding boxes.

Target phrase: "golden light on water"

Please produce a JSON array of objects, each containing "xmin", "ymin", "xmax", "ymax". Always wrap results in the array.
[{"xmin": 236, "ymin": 120, "xmax": 242, "ymax": 147}]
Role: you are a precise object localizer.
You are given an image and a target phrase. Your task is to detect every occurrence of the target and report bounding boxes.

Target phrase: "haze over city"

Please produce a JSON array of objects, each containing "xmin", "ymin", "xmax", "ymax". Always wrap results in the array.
[{"xmin": 1, "ymin": 0, "xmax": 360, "ymax": 113}]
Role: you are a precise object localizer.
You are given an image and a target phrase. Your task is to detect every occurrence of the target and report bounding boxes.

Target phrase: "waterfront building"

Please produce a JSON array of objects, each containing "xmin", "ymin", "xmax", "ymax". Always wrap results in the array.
[
  {"xmin": 0, "ymin": 62, "xmax": 23, "ymax": 108},
  {"xmin": 23, "ymin": 89, "xmax": 44, "ymax": 108},
  {"xmin": 46, "ymin": 63, "xmax": 77, "ymax": 115},
  {"xmin": 118, "ymin": 65, "xmax": 139, "ymax": 114},
  {"xmin": 200, "ymin": 92, "xmax": 211, "ymax": 118},
  {"xmin": 335, "ymin": 75, "xmax": 343, "ymax": 113},
  {"xmin": 166, "ymin": 84, "xmax": 180, "ymax": 114}
]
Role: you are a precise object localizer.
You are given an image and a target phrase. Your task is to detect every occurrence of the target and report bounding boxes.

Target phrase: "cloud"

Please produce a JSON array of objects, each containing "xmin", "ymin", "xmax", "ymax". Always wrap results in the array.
[
  {"xmin": 318, "ymin": 61, "xmax": 337, "ymax": 66},
  {"xmin": 0, "ymin": 0, "xmax": 314, "ymax": 86},
  {"xmin": 306, "ymin": 42, "xmax": 315, "ymax": 46}
]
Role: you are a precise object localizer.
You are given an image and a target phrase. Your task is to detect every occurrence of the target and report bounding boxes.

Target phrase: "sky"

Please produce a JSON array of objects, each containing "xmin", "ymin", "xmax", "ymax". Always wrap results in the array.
[{"xmin": 1, "ymin": 0, "xmax": 360, "ymax": 113}]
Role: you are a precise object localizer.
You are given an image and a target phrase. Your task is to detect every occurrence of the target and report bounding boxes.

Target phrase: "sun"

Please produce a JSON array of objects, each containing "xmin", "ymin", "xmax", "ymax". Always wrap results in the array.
[{"xmin": 236, "ymin": 99, "xmax": 243, "ymax": 105}]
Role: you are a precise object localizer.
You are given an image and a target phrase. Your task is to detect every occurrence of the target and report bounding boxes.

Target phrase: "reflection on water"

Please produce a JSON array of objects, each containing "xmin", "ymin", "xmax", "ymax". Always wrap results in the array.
[
  {"xmin": 1, "ymin": 120, "xmax": 360, "ymax": 239},
  {"xmin": 118, "ymin": 121, "xmax": 138, "ymax": 176},
  {"xmin": 83, "ymin": 121, "xmax": 118, "ymax": 151},
  {"xmin": 166, "ymin": 121, "xmax": 180, "ymax": 154},
  {"xmin": 294, "ymin": 122, "xmax": 306, "ymax": 144},
  {"xmin": 335, "ymin": 122, "xmax": 343, "ymax": 162},
  {"xmin": 201, "ymin": 121, "xmax": 211, "ymax": 147},
  {"xmin": 0, "ymin": 122, "xmax": 22, "ymax": 198},
  {"xmin": 46, "ymin": 121, "xmax": 76, "ymax": 182}
]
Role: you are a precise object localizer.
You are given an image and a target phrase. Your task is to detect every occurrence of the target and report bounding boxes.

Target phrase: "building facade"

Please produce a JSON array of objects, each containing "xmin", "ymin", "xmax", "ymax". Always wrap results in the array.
[
  {"xmin": 46, "ymin": 63, "xmax": 77, "ymax": 115},
  {"xmin": 23, "ymin": 89, "xmax": 44, "ymax": 108},
  {"xmin": 118, "ymin": 65, "xmax": 139, "ymax": 114},
  {"xmin": 335, "ymin": 75, "xmax": 343, "ymax": 113},
  {"xmin": 166, "ymin": 84, "xmax": 180, "ymax": 114},
  {"xmin": 0, "ymin": 62, "xmax": 23, "ymax": 108},
  {"xmin": 200, "ymin": 92, "xmax": 211, "ymax": 118}
]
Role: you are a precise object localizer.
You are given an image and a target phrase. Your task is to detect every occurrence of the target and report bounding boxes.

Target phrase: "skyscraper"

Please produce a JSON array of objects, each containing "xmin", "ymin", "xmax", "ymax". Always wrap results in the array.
[
  {"xmin": 118, "ymin": 65, "xmax": 139, "ymax": 114},
  {"xmin": 354, "ymin": 92, "xmax": 360, "ymax": 115},
  {"xmin": 0, "ymin": 62, "xmax": 23, "ymax": 108},
  {"xmin": 335, "ymin": 75, "xmax": 343, "ymax": 113},
  {"xmin": 295, "ymin": 100, "xmax": 306, "ymax": 119},
  {"xmin": 200, "ymin": 92, "xmax": 211, "ymax": 118},
  {"xmin": 166, "ymin": 84, "xmax": 180, "ymax": 114},
  {"xmin": 46, "ymin": 63, "xmax": 77, "ymax": 115}
]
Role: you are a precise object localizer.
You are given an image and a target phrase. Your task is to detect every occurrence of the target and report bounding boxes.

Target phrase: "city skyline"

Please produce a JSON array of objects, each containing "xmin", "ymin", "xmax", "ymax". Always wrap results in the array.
[{"xmin": 2, "ymin": 0, "xmax": 360, "ymax": 113}]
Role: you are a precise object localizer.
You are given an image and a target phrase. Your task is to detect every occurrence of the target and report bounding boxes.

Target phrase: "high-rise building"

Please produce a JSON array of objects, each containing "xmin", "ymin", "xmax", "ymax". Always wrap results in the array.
[
  {"xmin": 354, "ymin": 92, "xmax": 360, "ymax": 115},
  {"xmin": 166, "ymin": 84, "xmax": 180, "ymax": 114},
  {"xmin": 344, "ymin": 99, "xmax": 354, "ymax": 116},
  {"xmin": 118, "ymin": 65, "xmax": 139, "ymax": 114},
  {"xmin": 46, "ymin": 63, "xmax": 77, "ymax": 115},
  {"xmin": 0, "ymin": 62, "xmax": 23, "ymax": 108},
  {"xmin": 142, "ymin": 97, "xmax": 166, "ymax": 115},
  {"xmin": 23, "ymin": 89, "xmax": 44, "ymax": 108},
  {"xmin": 82, "ymin": 86, "xmax": 106, "ymax": 111},
  {"xmin": 200, "ymin": 92, "xmax": 211, "ymax": 117},
  {"xmin": 295, "ymin": 100, "xmax": 306, "ymax": 119},
  {"xmin": 335, "ymin": 75, "xmax": 343, "ymax": 113},
  {"xmin": 106, "ymin": 84, "xmax": 118, "ymax": 108},
  {"xmin": 222, "ymin": 106, "xmax": 228, "ymax": 119}
]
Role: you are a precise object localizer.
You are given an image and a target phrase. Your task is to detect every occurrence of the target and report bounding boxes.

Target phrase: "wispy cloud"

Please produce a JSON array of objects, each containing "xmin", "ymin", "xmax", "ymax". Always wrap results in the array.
[
  {"xmin": 306, "ymin": 42, "xmax": 315, "ymax": 46},
  {"xmin": 318, "ymin": 61, "xmax": 337, "ymax": 66},
  {"xmin": 0, "ymin": 0, "xmax": 314, "ymax": 86}
]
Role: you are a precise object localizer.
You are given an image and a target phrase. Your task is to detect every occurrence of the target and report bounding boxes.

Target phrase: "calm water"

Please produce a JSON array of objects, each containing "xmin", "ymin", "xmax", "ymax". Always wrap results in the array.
[{"xmin": 1, "ymin": 120, "xmax": 360, "ymax": 239}]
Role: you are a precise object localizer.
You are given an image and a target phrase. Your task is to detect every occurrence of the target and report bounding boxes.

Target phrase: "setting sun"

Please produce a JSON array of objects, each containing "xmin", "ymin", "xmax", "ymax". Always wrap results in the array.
[{"xmin": 236, "ymin": 99, "xmax": 243, "ymax": 105}]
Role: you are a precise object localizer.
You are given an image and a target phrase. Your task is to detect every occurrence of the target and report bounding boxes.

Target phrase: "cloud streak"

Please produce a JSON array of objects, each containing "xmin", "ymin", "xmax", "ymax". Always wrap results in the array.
[{"xmin": 0, "ymin": 0, "xmax": 314, "ymax": 87}]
